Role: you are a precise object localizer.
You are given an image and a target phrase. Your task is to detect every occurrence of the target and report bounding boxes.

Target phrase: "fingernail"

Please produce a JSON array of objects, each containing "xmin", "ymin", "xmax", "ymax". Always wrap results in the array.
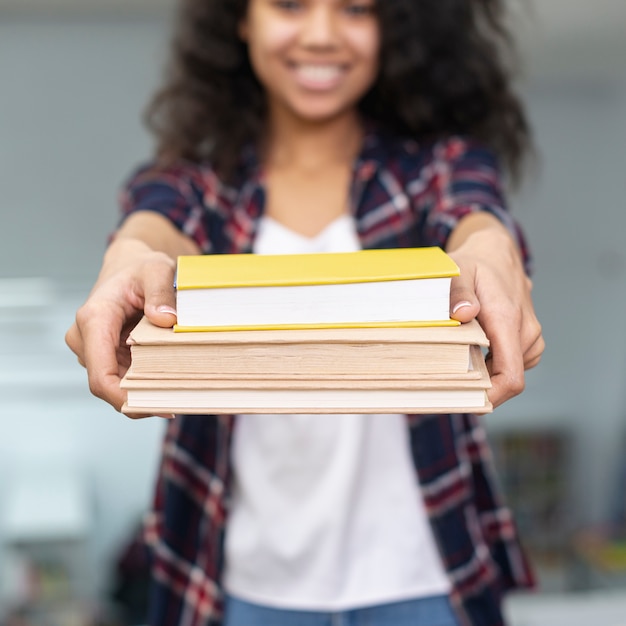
[
  {"xmin": 452, "ymin": 301, "xmax": 472, "ymax": 314},
  {"xmin": 157, "ymin": 305, "xmax": 177, "ymax": 315}
]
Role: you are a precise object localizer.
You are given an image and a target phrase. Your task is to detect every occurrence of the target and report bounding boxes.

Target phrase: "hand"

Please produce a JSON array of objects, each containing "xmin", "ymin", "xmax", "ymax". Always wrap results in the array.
[
  {"xmin": 447, "ymin": 227, "xmax": 544, "ymax": 408},
  {"xmin": 65, "ymin": 237, "xmax": 178, "ymax": 416}
]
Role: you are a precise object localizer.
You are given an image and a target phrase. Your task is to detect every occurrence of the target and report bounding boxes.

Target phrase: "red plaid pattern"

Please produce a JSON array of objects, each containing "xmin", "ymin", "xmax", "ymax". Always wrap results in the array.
[{"xmin": 120, "ymin": 130, "xmax": 535, "ymax": 626}]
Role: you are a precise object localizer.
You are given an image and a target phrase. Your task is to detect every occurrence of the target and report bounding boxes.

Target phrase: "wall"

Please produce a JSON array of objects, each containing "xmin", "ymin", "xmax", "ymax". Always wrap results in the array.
[
  {"xmin": 492, "ymin": 76, "xmax": 626, "ymax": 526},
  {"xmin": 0, "ymin": 16, "xmax": 171, "ymax": 602},
  {"xmin": 0, "ymin": 15, "xmax": 169, "ymax": 282},
  {"xmin": 0, "ymin": 10, "xmax": 625, "ymax": 604}
]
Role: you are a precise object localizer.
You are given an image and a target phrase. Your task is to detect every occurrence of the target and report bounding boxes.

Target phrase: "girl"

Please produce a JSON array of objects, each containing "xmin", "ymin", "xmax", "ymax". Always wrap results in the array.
[{"xmin": 66, "ymin": 1, "xmax": 544, "ymax": 625}]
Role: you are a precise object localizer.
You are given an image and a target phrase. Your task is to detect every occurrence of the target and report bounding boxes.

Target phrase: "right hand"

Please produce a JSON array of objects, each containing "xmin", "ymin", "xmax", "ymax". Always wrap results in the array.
[
  {"xmin": 65, "ymin": 237, "xmax": 178, "ymax": 415},
  {"xmin": 447, "ymin": 220, "xmax": 544, "ymax": 409}
]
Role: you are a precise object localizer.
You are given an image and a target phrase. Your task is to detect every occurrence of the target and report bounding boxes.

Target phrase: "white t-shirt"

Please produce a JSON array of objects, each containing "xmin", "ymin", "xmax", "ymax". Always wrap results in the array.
[{"xmin": 222, "ymin": 215, "xmax": 451, "ymax": 610}]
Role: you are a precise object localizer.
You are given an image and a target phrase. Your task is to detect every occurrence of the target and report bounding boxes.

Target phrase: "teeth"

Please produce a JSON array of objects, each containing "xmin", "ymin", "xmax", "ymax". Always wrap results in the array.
[{"xmin": 296, "ymin": 65, "xmax": 342, "ymax": 82}]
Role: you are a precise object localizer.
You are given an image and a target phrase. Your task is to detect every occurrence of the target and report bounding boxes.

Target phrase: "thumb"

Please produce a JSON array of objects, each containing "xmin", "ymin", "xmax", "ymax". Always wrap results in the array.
[
  {"xmin": 449, "ymin": 274, "xmax": 480, "ymax": 323},
  {"xmin": 143, "ymin": 278, "xmax": 177, "ymax": 329}
]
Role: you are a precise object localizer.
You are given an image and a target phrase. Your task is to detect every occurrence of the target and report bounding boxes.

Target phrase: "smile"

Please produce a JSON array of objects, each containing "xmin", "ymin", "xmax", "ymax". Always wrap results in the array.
[{"xmin": 290, "ymin": 63, "xmax": 346, "ymax": 89}]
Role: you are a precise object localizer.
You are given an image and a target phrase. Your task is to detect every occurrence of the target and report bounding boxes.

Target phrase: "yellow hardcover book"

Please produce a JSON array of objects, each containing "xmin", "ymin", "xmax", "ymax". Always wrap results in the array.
[{"xmin": 175, "ymin": 247, "xmax": 460, "ymax": 331}]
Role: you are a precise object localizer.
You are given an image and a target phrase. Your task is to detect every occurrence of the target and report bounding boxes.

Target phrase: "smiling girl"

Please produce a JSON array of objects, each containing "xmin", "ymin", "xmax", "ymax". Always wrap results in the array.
[{"xmin": 66, "ymin": 1, "xmax": 544, "ymax": 625}]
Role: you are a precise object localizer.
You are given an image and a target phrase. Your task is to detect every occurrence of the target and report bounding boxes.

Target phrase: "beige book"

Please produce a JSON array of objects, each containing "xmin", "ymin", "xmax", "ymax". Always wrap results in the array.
[
  {"xmin": 121, "ymin": 345, "xmax": 492, "ymax": 415},
  {"xmin": 126, "ymin": 316, "xmax": 489, "ymax": 378}
]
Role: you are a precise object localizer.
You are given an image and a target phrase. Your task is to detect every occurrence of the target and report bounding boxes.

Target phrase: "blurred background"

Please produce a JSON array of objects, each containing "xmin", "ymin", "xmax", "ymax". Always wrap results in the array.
[{"xmin": 0, "ymin": 1, "xmax": 625, "ymax": 624}]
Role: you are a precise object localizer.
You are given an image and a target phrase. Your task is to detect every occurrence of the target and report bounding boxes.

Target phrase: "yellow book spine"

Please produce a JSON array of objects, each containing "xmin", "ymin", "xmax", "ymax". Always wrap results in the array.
[{"xmin": 173, "ymin": 319, "xmax": 460, "ymax": 333}]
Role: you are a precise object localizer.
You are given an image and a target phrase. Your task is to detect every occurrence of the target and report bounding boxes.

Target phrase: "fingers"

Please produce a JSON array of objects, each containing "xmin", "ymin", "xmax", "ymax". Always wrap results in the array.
[
  {"xmin": 522, "ymin": 322, "xmax": 545, "ymax": 370},
  {"xmin": 483, "ymin": 308, "xmax": 544, "ymax": 407},
  {"xmin": 65, "ymin": 251, "xmax": 179, "ymax": 415},
  {"xmin": 523, "ymin": 354, "xmax": 542, "ymax": 370},
  {"xmin": 449, "ymin": 272, "xmax": 480, "ymax": 323},
  {"xmin": 450, "ymin": 264, "xmax": 528, "ymax": 408},
  {"xmin": 482, "ymin": 309, "xmax": 526, "ymax": 408},
  {"xmin": 65, "ymin": 322, "xmax": 84, "ymax": 366},
  {"xmin": 485, "ymin": 349, "xmax": 525, "ymax": 409},
  {"xmin": 75, "ymin": 302, "xmax": 132, "ymax": 412},
  {"xmin": 141, "ymin": 254, "xmax": 178, "ymax": 328}
]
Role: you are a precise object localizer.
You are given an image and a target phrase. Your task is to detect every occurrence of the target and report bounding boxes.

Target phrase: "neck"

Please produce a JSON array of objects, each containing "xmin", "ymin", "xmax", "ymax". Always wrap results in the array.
[{"xmin": 263, "ymin": 109, "xmax": 364, "ymax": 171}]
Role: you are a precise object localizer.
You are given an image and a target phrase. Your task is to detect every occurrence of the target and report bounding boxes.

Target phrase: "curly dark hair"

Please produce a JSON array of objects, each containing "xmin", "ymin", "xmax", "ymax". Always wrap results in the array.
[{"xmin": 146, "ymin": 0, "xmax": 531, "ymax": 184}]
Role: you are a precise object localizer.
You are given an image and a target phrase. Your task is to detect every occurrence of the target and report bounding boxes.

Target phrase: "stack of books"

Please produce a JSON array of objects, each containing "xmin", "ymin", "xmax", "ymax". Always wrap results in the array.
[{"xmin": 120, "ymin": 247, "xmax": 492, "ymax": 415}]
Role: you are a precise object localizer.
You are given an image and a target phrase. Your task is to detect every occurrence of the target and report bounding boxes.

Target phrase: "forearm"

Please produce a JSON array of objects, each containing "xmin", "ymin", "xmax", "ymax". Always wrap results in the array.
[
  {"xmin": 112, "ymin": 211, "xmax": 201, "ymax": 259},
  {"xmin": 445, "ymin": 211, "xmax": 517, "ymax": 253},
  {"xmin": 99, "ymin": 212, "xmax": 200, "ymax": 282}
]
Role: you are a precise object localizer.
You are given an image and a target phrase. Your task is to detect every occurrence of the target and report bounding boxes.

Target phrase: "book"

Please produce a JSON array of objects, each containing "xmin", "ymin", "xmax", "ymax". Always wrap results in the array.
[
  {"xmin": 126, "ymin": 316, "xmax": 489, "ymax": 379},
  {"xmin": 121, "ymin": 345, "xmax": 492, "ymax": 415},
  {"xmin": 174, "ymin": 247, "xmax": 460, "ymax": 331},
  {"xmin": 120, "ymin": 312, "xmax": 492, "ymax": 415}
]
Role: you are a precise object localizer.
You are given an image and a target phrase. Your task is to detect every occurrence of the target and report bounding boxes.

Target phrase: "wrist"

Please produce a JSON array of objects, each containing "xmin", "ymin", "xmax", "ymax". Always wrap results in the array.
[
  {"xmin": 98, "ymin": 237, "xmax": 171, "ymax": 284},
  {"xmin": 450, "ymin": 225, "xmax": 523, "ymax": 276},
  {"xmin": 446, "ymin": 212, "xmax": 510, "ymax": 252},
  {"xmin": 105, "ymin": 235, "xmax": 154, "ymax": 258},
  {"xmin": 102, "ymin": 236, "xmax": 153, "ymax": 270}
]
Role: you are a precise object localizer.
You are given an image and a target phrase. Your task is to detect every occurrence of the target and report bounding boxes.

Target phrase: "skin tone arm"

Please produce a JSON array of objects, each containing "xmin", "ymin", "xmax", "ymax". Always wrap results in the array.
[
  {"xmin": 65, "ymin": 211, "xmax": 200, "ymax": 413},
  {"xmin": 67, "ymin": 208, "xmax": 543, "ymax": 414},
  {"xmin": 446, "ymin": 212, "xmax": 545, "ymax": 408}
]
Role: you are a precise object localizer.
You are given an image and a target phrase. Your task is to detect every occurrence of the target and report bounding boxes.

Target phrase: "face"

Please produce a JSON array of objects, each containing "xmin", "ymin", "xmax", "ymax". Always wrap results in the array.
[{"xmin": 240, "ymin": 0, "xmax": 380, "ymax": 125}]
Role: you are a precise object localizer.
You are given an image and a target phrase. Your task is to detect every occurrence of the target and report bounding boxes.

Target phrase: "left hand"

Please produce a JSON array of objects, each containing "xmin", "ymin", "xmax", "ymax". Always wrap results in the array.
[{"xmin": 447, "ymin": 227, "xmax": 544, "ymax": 408}]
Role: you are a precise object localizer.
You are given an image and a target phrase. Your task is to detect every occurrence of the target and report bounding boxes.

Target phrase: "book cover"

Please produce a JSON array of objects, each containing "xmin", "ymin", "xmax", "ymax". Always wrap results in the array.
[{"xmin": 176, "ymin": 247, "xmax": 459, "ymax": 290}]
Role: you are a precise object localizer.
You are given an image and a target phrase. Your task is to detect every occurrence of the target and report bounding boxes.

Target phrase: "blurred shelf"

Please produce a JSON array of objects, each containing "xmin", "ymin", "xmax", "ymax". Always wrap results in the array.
[
  {"xmin": 1, "ymin": 470, "xmax": 93, "ymax": 620},
  {"xmin": 490, "ymin": 428, "xmax": 572, "ymax": 557}
]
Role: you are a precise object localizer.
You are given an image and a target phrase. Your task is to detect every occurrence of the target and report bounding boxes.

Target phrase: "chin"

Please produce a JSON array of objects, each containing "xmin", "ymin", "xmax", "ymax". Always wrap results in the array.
[{"xmin": 288, "ymin": 100, "xmax": 359, "ymax": 124}]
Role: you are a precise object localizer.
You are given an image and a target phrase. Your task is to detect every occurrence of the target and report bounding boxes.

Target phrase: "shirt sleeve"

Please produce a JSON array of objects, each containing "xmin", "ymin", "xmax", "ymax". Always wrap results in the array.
[
  {"xmin": 117, "ymin": 160, "xmax": 214, "ymax": 254},
  {"xmin": 419, "ymin": 137, "xmax": 532, "ymax": 275}
]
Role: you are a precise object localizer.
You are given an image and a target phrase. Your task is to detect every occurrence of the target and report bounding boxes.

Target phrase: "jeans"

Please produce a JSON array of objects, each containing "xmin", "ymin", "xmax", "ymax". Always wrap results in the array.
[{"xmin": 223, "ymin": 594, "xmax": 460, "ymax": 626}]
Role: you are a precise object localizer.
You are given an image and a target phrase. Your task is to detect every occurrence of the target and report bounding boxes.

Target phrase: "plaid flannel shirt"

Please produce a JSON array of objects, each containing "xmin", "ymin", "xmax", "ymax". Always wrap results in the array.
[{"xmin": 120, "ymin": 130, "xmax": 535, "ymax": 626}]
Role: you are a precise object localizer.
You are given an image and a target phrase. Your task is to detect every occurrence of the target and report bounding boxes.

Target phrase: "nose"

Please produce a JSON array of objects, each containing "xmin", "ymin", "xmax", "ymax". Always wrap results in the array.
[{"xmin": 300, "ymin": 6, "xmax": 340, "ymax": 48}]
